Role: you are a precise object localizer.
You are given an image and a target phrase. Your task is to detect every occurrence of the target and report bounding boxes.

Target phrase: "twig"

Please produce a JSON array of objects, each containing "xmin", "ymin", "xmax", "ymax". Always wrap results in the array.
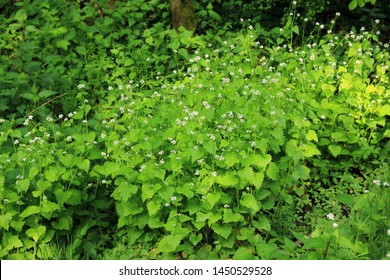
[{"xmin": 24, "ymin": 92, "xmax": 68, "ymax": 118}]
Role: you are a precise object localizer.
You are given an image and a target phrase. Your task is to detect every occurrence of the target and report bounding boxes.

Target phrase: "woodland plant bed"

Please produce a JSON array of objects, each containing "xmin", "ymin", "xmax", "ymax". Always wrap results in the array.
[{"xmin": 0, "ymin": 9, "xmax": 389, "ymax": 260}]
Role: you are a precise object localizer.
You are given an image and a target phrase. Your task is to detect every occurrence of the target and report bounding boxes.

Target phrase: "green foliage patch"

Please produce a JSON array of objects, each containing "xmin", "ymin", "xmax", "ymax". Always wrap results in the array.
[{"xmin": 0, "ymin": 1, "xmax": 389, "ymax": 260}]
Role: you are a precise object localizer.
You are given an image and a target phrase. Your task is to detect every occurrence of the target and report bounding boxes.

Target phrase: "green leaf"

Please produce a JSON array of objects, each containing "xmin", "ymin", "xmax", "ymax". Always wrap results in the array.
[
  {"xmin": 223, "ymin": 209, "xmax": 244, "ymax": 223},
  {"xmin": 77, "ymin": 159, "xmax": 90, "ymax": 173},
  {"xmin": 240, "ymin": 193, "xmax": 260, "ymax": 213},
  {"xmin": 216, "ymin": 173, "xmax": 238, "ymax": 187},
  {"xmin": 141, "ymin": 183, "xmax": 158, "ymax": 202},
  {"xmin": 189, "ymin": 233, "xmax": 202, "ymax": 245},
  {"xmin": 303, "ymin": 143, "xmax": 321, "ymax": 157},
  {"xmin": 41, "ymin": 200, "xmax": 60, "ymax": 215},
  {"xmin": 212, "ymin": 223, "xmax": 233, "ymax": 239},
  {"xmin": 14, "ymin": 9, "xmax": 27, "ymax": 22},
  {"xmin": 52, "ymin": 216, "xmax": 72, "ymax": 230},
  {"xmin": 251, "ymin": 154, "xmax": 272, "ymax": 169},
  {"xmin": 266, "ymin": 162, "xmax": 279, "ymax": 181},
  {"xmin": 292, "ymin": 164, "xmax": 310, "ymax": 180},
  {"xmin": 306, "ymin": 130, "xmax": 318, "ymax": 142},
  {"xmin": 158, "ymin": 235, "xmax": 181, "ymax": 253},
  {"xmin": 233, "ymin": 247, "xmax": 253, "ymax": 260},
  {"xmin": 20, "ymin": 206, "xmax": 40, "ymax": 218},
  {"xmin": 104, "ymin": 16, "xmax": 114, "ymax": 26},
  {"xmin": 56, "ymin": 40, "xmax": 70, "ymax": 50},
  {"xmin": 292, "ymin": 25, "xmax": 299, "ymax": 35},
  {"xmin": 253, "ymin": 172, "xmax": 265, "ymax": 189},
  {"xmin": 38, "ymin": 90, "xmax": 56, "ymax": 99},
  {"xmin": 155, "ymin": 168, "xmax": 166, "ymax": 182},
  {"xmin": 302, "ymin": 237, "xmax": 327, "ymax": 250},
  {"xmin": 252, "ymin": 216, "xmax": 271, "ymax": 232},
  {"xmin": 329, "ymin": 145, "xmax": 342, "ymax": 157},
  {"xmin": 67, "ymin": 189, "xmax": 82, "ymax": 206},
  {"xmin": 4, "ymin": 235, "xmax": 23, "ymax": 251},
  {"xmin": 147, "ymin": 200, "xmax": 161, "ymax": 216},
  {"xmin": 378, "ymin": 104, "xmax": 390, "ymax": 117},
  {"xmin": 206, "ymin": 193, "xmax": 220, "ymax": 207},
  {"xmin": 26, "ymin": 225, "xmax": 46, "ymax": 242},
  {"xmin": 60, "ymin": 154, "xmax": 75, "ymax": 168},
  {"xmin": 28, "ymin": 166, "xmax": 40, "ymax": 179},
  {"xmin": 237, "ymin": 166, "xmax": 254, "ymax": 182},
  {"xmin": 348, "ymin": 0, "xmax": 358, "ymax": 10},
  {"xmin": 224, "ymin": 152, "xmax": 240, "ymax": 168},
  {"xmin": 112, "ymin": 178, "xmax": 138, "ymax": 202},
  {"xmin": 0, "ymin": 212, "xmax": 14, "ymax": 230},
  {"xmin": 45, "ymin": 167, "xmax": 59, "ymax": 183}
]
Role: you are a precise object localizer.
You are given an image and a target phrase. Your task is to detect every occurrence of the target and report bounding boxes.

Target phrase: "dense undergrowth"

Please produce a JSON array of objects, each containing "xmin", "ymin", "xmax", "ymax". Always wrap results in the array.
[{"xmin": 0, "ymin": 1, "xmax": 389, "ymax": 260}]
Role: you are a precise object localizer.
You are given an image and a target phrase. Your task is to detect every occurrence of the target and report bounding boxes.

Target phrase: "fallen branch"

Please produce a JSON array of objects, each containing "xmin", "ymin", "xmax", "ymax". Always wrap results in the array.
[{"xmin": 24, "ymin": 92, "xmax": 68, "ymax": 118}]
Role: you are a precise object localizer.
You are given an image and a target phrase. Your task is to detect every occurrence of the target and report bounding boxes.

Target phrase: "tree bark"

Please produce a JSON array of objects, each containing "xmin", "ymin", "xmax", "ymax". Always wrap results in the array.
[{"xmin": 170, "ymin": 0, "xmax": 197, "ymax": 31}]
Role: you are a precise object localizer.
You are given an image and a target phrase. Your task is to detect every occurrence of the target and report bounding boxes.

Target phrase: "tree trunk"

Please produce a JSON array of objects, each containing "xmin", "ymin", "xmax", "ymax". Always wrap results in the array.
[{"xmin": 170, "ymin": 0, "xmax": 197, "ymax": 31}]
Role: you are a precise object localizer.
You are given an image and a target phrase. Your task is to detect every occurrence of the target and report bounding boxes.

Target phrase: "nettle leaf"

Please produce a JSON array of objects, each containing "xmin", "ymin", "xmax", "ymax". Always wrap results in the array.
[
  {"xmin": 60, "ymin": 154, "xmax": 76, "ymax": 168},
  {"xmin": 224, "ymin": 152, "xmax": 240, "ymax": 168},
  {"xmin": 141, "ymin": 183, "xmax": 161, "ymax": 202},
  {"xmin": 206, "ymin": 193, "xmax": 220, "ymax": 207},
  {"xmin": 147, "ymin": 200, "xmax": 161, "ymax": 216},
  {"xmin": 223, "ymin": 209, "xmax": 244, "ymax": 223},
  {"xmin": 157, "ymin": 235, "xmax": 182, "ymax": 253},
  {"xmin": 189, "ymin": 233, "xmax": 202, "ymax": 246},
  {"xmin": 286, "ymin": 139, "xmax": 304, "ymax": 164},
  {"xmin": 303, "ymin": 143, "xmax": 321, "ymax": 157},
  {"xmin": 292, "ymin": 164, "xmax": 310, "ymax": 180},
  {"xmin": 26, "ymin": 225, "xmax": 46, "ymax": 242},
  {"xmin": 217, "ymin": 173, "xmax": 239, "ymax": 187},
  {"xmin": 252, "ymin": 216, "xmax": 271, "ymax": 232},
  {"xmin": 45, "ymin": 166, "xmax": 60, "ymax": 183},
  {"xmin": 240, "ymin": 193, "xmax": 260, "ymax": 213},
  {"xmin": 56, "ymin": 40, "xmax": 70, "ymax": 50},
  {"xmin": 112, "ymin": 178, "xmax": 138, "ymax": 202},
  {"xmin": 253, "ymin": 172, "xmax": 265, "ymax": 189},
  {"xmin": 16, "ymin": 179, "xmax": 29, "ymax": 193},
  {"xmin": 306, "ymin": 130, "xmax": 318, "ymax": 143},
  {"xmin": 245, "ymin": 154, "xmax": 272, "ymax": 169},
  {"xmin": 176, "ymin": 183, "xmax": 194, "ymax": 198},
  {"xmin": 4, "ymin": 235, "xmax": 23, "ymax": 251},
  {"xmin": 329, "ymin": 145, "xmax": 342, "ymax": 157},
  {"xmin": 20, "ymin": 205, "xmax": 40, "ymax": 218},
  {"xmin": 378, "ymin": 104, "xmax": 390, "ymax": 117},
  {"xmin": 0, "ymin": 212, "xmax": 14, "ymax": 230},
  {"xmin": 52, "ymin": 216, "xmax": 72, "ymax": 230},
  {"xmin": 77, "ymin": 159, "xmax": 90, "ymax": 173},
  {"xmin": 212, "ymin": 223, "xmax": 233, "ymax": 239},
  {"xmin": 266, "ymin": 162, "xmax": 279, "ymax": 181},
  {"xmin": 154, "ymin": 168, "xmax": 166, "ymax": 182},
  {"xmin": 67, "ymin": 189, "xmax": 82, "ymax": 205},
  {"xmin": 233, "ymin": 247, "xmax": 254, "ymax": 260},
  {"xmin": 55, "ymin": 189, "xmax": 82, "ymax": 206},
  {"xmin": 237, "ymin": 166, "xmax": 254, "ymax": 182},
  {"xmin": 41, "ymin": 200, "xmax": 60, "ymax": 216},
  {"xmin": 28, "ymin": 166, "xmax": 40, "ymax": 179}
]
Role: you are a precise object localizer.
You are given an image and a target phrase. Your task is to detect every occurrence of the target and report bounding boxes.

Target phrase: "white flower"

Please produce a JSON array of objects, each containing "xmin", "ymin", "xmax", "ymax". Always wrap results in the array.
[
  {"xmin": 387, "ymin": 229, "xmax": 390, "ymax": 236},
  {"xmin": 170, "ymin": 196, "xmax": 177, "ymax": 201},
  {"xmin": 373, "ymin": 179, "xmax": 381, "ymax": 186},
  {"xmin": 212, "ymin": 171, "xmax": 217, "ymax": 177},
  {"xmin": 326, "ymin": 213, "xmax": 335, "ymax": 220},
  {"xmin": 332, "ymin": 223, "xmax": 339, "ymax": 228}
]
